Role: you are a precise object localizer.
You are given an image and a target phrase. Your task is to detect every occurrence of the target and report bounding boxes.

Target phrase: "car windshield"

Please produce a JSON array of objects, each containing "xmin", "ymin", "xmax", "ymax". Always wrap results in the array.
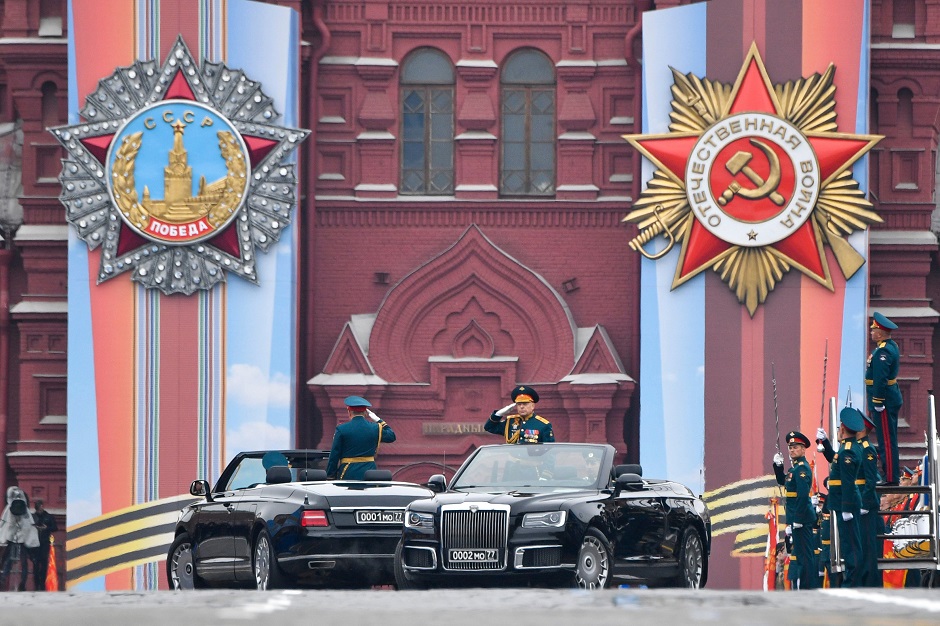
[
  {"xmin": 223, "ymin": 453, "xmax": 328, "ymax": 491},
  {"xmin": 451, "ymin": 444, "xmax": 606, "ymax": 490}
]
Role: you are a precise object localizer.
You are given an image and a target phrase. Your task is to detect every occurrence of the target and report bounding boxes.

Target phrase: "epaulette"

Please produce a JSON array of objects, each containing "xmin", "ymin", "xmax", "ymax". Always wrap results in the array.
[
  {"xmin": 862, "ymin": 440, "xmax": 870, "ymax": 448},
  {"xmin": 844, "ymin": 441, "xmax": 852, "ymax": 450},
  {"xmin": 535, "ymin": 415, "xmax": 550, "ymax": 425},
  {"xmin": 878, "ymin": 341, "xmax": 886, "ymax": 348}
]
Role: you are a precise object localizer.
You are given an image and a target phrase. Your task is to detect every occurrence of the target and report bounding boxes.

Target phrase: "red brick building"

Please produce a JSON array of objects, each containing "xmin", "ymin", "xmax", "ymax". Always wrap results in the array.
[{"xmin": 1, "ymin": 0, "xmax": 938, "ymax": 588}]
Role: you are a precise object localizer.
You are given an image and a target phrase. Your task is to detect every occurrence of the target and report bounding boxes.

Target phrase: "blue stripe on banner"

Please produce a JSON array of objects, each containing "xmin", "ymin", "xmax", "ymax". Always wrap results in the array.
[
  {"xmin": 839, "ymin": 3, "xmax": 872, "ymax": 413},
  {"xmin": 222, "ymin": 0, "xmax": 298, "ymax": 462},
  {"xmin": 639, "ymin": 3, "xmax": 708, "ymax": 494}
]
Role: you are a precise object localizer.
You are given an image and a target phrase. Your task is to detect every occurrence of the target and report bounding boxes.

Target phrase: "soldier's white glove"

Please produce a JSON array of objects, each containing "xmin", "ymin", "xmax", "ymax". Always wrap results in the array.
[
  {"xmin": 773, "ymin": 452, "xmax": 784, "ymax": 466},
  {"xmin": 811, "ymin": 495, "xmax": 819, "ymax": 507},
  {"xmin": 784, "ymin": 525, "xmax": 792, "ymax": 536},
  {"xmin": 495, "ymin": 403, "xmax": 515, "ymax": 417},
  {"xmin": 367, "ymin": 409, "xmax": 382, "ymax": 423},
  {"xmin": 841, "ymin": 512, "xmax": 854, "ymax": 521},
  {"xmin": 874, "ymin": 405, "xmax": 885, "ymax": 412},
  {"xmin": 816, "ymin": 427, "xmax": 828, "ymax": 441},
  {"xmin": 791, "ymin": 522, "xmax": 803, "ymax": 529},
  {"xmin": 860, "ymin": 508, "xmax": 869, "ymax": 515}
]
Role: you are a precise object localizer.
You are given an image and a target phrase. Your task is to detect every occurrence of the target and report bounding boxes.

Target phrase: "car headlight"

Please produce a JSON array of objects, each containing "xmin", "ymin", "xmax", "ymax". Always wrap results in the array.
[
  {"xmin": 405, "ymin": 511, "xmax": 435, "ymax": 529},
  {"xmin": 522, "ymin": 511, "xmax": 567, "ymax": 528}
]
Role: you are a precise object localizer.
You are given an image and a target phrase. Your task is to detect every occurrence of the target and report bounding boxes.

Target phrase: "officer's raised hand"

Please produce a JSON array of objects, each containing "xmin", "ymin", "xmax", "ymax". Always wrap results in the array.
[{"xmin": 773, "ymin": 452, "xmax": 784, "ymax": 466}]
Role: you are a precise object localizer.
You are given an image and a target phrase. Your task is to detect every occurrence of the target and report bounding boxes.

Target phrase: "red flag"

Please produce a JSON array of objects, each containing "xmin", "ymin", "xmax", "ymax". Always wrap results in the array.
[
  {"xmin": 45, "ymin": 536, "xmax": 58, "ymax": 591},
  {"xmin": 764, "ymin": 497, "xmax": 779, "ymax": 590}
]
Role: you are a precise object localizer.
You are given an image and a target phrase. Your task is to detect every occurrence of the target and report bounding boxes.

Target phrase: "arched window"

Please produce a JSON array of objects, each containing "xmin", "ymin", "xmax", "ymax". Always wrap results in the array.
[
  {"xmin": 41, "ymin": 82, "xmax": 59, "ymax": 128},
  {"xmin": 500, "ymin": 49, "xmax": 555, "ymax": 196},
  {"xmin": 898, "ymin": 88, "xmax": 913, "ymax": 137},
  {"xmin": 400, "ymin": 48, "xmax": 454, "ymax": 195}
]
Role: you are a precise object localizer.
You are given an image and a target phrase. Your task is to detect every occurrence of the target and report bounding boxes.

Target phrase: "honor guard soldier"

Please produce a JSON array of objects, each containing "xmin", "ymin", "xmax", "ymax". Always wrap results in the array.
[
  {"xmin": 827, "ymin": 407, "xmax": 865, "ymax": 587},
  {"xmin": 326, "ymin": 396, "xmax": 397, "ymax": 480},
  {"xmin": 485, "ymin": 385, "xmax": 555, "ymax": 444},
  {"xmin": 817, "ymin": 491, "xmax": 832, "ymax": 587},
  {"xmin": 857, "ymin": 411, "xmax": 884, "ymax": 587},
  {"xmin": 867, "ymin": 312, "xmax": 903, "ymax": 485},
  {"xmin": 773, "ymin": 430, "xmax": 819, "ymax": 589}
]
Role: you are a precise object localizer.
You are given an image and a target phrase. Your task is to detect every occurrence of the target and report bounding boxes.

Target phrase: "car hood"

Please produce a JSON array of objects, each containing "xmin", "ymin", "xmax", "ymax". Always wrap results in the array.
[{"xmin": 409, "ymin": 488, "xmax": 602, "ymax": 512}]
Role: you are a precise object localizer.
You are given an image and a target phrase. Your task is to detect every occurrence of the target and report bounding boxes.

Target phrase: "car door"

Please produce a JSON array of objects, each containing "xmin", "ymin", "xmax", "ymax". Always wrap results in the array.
[
  {"xmin": 190, "ymin": 487, "xmax": 240, "ymax": 583},
  {"xmin": 608, "ymin": 488, "xmax": 668, "ymax": 563}
]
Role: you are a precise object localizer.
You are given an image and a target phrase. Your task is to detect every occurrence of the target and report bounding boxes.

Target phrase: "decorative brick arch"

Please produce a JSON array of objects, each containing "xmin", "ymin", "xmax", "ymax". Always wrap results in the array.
[
  {"xmin": 309, "ymin": 224, "xmax": 633, "ymax": 481},
  {"xmin": 369, "ymin": 224, "xmax": 576, "ymax": 383}
]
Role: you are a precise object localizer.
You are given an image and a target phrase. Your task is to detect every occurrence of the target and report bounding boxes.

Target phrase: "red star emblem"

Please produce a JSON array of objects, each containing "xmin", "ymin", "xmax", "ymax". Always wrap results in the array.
[{"xmin": 624, "ymin": 44, "xmax": 882, "ymax": 314}]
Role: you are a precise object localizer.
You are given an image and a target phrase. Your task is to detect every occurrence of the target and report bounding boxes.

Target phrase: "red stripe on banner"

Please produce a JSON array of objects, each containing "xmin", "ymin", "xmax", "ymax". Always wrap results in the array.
[
  {"xmin": 159, "ymin": 0, "xmax": 202, "ymax": 61},
  {"xmin": 158, "ymin": 295, "xmax": 201, "ymax": 491}
]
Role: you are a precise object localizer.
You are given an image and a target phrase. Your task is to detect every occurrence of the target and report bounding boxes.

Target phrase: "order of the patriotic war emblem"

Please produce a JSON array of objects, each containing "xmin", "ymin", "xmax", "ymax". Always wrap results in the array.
[
  {"xmin": 623, "ymin": 44, "xmax": 882, "ymax": 315},
  {"xmin": 50, "ymin": 37, "xmax": 309, "ymax": 294}
]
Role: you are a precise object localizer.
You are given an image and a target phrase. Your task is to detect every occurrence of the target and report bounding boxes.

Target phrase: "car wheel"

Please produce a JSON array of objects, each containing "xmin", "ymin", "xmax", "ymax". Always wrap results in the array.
[
  {"xmin": 574, "ymin": 528, "xmax": 611, "ymax": 590},
  {"xmin": 167, "ymin": 532, "xmax": 203, "ymax": 590},
  {"xmin": 674, "ymin": 527, "xmax": 704, "ymax": 588},
  {"xmin": 393, "ymin": 541, "xmax": 427, "ymax": 590},
  {"xmin": 253, "ymin": 529, "xmax": 285, "ymax": 590}
]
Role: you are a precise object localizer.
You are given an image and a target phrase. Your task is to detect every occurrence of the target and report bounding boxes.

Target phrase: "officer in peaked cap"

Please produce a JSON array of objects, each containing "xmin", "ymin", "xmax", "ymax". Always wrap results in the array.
[
  {"xmin": 485, "ymin": 385, "xmax": 555, "ymax": 444},
  {"xmin": 867, "ymin": 311, "xmax": 903, "ymax": 485},
  {"xmin": 856, "ymin": 409, "xmax": 884, "ymax": 587},
  {"xmin": 326, "ymin": 395, "xmax": 396, "ymax": 479},
  {"xmin": 772, "ymin": 430, "xmax": 818, "ymax": 589},
  {"xmin": 827, "ymin": 406, "xmax": 865, "ymax": 586}
]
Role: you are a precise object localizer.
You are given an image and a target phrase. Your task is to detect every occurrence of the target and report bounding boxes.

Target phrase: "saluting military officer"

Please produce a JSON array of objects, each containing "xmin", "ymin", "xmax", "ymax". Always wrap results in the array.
[
  {"xmin": 485, "ymin": 385, "xmax": 555, "ymax": 444},
  {"xmin": 827, "ymin": 407, "xmax": 865, "ymax": 587},
  {"xmin": 326, "ymin": 396, "xmax": 397, "ymax": 480},
  {"xmin": 867, "ymin": 312, "xmax": 903, "ymax": 485},
  {"xmin": 773, "ymin": 430, "xmax": 819, "ymax": 589}
]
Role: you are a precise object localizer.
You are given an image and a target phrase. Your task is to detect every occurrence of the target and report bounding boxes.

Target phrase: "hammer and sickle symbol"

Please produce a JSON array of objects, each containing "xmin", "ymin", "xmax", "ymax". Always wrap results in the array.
[{"xmin": 718, "ymin": 138, "xmax": 785, "ymax": 207}]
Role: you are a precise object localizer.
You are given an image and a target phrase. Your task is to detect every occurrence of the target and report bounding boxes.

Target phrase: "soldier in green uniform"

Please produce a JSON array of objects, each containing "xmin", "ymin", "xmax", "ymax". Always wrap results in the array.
[
  {"xmin": 867, "ymin": 312, "xmax": 903, "ymax": 485},
  {"xmin": 773, "ymin": 430, "xmax": 819, "ymax": 589},
  {"xmin": 485, "ymin": 385, "xmax": 554, "ymax": 444},
  {"xmin": 826, "ymin": 407, "xmax": 865, "ymax": 587},
  {"xmin": 857, "ymin": 411, "xmax": 884, "ymax": 587},
  {"xmin": 326, "ymin": 396, "xmax": 397, "ymax": 479}
]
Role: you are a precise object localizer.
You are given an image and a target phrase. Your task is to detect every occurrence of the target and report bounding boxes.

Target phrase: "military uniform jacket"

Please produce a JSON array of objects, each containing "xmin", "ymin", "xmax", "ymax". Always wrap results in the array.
[
  {"xmin": 858, "ymin": 436, "xmax": 881, "ymax": 511},
  {"xmin": 485, "ymin": 412, "xmax": 554, "ymax": 444},
  {"xmin": 828, "ymin": 438, "xmax": 863, "ymax": 514},
  {"xmin": 777, "ymin": 457, "xmax": 816, "ymax": 526},
  {"xmin": 866, "ymin": 339, "xmax": 902, "ymax": 410},
  {"xmin": 326, "ymin": 416, "xmax": 397, "ymax": 479}
]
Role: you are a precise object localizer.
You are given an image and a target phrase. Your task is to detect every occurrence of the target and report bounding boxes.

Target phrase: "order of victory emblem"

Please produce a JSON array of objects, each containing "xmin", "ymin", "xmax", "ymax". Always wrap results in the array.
[
  {"xmin": 50, "ymin": 37, "xmax": 309, "ymax": 294},
  {"xmin": 623, "ymin": 44, "xmax": 882, "ymax": 315}
]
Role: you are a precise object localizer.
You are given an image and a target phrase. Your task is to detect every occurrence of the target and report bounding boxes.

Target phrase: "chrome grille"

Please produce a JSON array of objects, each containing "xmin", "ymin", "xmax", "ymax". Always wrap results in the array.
[{"xmin": 441, "ymin": 504, "xmax": 509, "ymax": 571}]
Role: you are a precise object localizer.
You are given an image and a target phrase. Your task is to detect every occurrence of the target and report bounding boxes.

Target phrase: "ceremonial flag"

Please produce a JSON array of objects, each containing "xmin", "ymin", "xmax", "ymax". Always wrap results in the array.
[
  {"xmin": 45, "ymin": 537, "xmax": 58, "ymax": 591},
  {"xmin": 763, "ymin": 497, "xmax": 778, "ymax": 590}
]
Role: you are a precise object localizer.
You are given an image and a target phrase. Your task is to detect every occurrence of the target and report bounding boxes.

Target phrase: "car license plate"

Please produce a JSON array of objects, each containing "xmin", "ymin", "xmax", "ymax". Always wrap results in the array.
[
  {"xmin": 355, "ymin": 509, "xmax": 403, "ymax": 524},
  {"xmin": 449, "ymin": 549, "xmax": 498, "ymax": 562}
]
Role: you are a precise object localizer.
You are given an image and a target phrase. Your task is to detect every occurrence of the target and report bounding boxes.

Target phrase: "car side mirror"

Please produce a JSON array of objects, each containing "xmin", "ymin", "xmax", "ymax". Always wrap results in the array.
[
  {"xmin": 613, "ymin": 473, "xmax": 643, "ymax": 496},
  {"xmin": 427, "ymin": 474, "xmax": 447, "ymax": 493},
  {"xmin": 190, "ymin": 479, "xmax": 212, "ymax": 501}
]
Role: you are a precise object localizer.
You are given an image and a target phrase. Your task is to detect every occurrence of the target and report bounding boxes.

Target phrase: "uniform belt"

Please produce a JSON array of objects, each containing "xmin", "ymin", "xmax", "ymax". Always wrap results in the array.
[
  {"xmin": 340, "ymin": 456, "xmax": 375, "ymax": 464},
  {"xmin": 865, "ymin": 378, "xmax": 896, "ymax": 385},
  {"xmin": 822, "ymin": 540, "xmax": 831, "ymax": 545},
  {"xmin": 855, "ymin": 479, "xmax": 866, "ymax": 485},
  {"xmin": 785, "ymin": 491, "xmax": 797, "ymax": 497},
  {"xmin": 828, "ymin": 480, "xmax": 841, "ymax": 486}
]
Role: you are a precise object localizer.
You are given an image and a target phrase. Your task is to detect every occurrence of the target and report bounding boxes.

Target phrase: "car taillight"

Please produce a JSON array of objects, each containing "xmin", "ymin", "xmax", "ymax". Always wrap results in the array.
[{"xmin": 302, "ymin": 510, "xmax": 329, "ymax": 527}]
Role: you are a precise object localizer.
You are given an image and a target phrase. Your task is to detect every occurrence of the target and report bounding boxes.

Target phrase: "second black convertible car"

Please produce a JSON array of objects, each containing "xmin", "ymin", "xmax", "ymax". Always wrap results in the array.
[
  {"xmin": 167, "ymin": 449, "xmax": 433, "ymax": 590},
  {"xmin": 395, "ymin": 443, "xmax": 711, "ymax": 589}
]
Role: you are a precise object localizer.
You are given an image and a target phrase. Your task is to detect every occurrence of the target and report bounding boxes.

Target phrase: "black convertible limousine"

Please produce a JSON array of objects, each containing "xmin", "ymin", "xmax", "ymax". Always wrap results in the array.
[
  {"xmin": 395, "ymin": 443, "xmax": 711, "ymax": 589},
  {"xmin": 167, "ymin": 449, "xmax": 433, "ymax": 589}
]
